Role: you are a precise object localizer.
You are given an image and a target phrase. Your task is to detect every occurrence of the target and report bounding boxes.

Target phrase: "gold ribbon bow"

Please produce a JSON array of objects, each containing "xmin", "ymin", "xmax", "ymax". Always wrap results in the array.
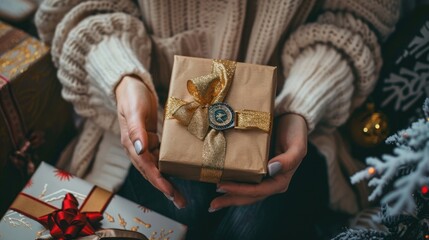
[{"xmin": 165, "ymin": 59, "xmax": 271, "ymax": 183}]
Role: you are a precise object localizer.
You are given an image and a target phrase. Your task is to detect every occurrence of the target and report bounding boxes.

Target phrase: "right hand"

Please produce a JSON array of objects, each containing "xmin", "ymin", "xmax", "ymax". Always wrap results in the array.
[{"xmin": 115, "ymin": 75, "xmax": 186, "ymax": 209}]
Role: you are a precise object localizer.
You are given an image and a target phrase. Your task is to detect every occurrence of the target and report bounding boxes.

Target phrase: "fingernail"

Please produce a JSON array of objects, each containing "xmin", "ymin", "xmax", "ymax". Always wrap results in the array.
[
  {"xmin": 134, "ymin": 140, "xmax": 144, "ymax": 155},
  {"xmin": 216, "ymin": 188, "xmax": 226, "ymax": 193},
  {"xmin": 173, "ymin": 201, "xmax": 183, "ymax": 209},
  {"xmin": 163, "ymin": 193, "xmax": 174, "ymax": 202},
  {"xmin": 268, "ymin": 162, "xmax": 282, "ymax": 177},
  {"xmin": 208, "ymin": 207, "xmax": 220, "ymax": 213}
]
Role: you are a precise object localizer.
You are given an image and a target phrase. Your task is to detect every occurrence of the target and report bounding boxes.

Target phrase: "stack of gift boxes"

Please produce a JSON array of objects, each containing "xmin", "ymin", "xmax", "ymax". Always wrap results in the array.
[{"xmin": 0, "ymin": 21, "xmax": 75, "ymax": 216}]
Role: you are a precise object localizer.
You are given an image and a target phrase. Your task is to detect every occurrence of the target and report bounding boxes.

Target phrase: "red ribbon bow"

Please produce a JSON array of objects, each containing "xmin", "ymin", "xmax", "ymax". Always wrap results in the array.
[{"xmin": 37, "ymin": 193, "xmax": 103, "ymax": 240}]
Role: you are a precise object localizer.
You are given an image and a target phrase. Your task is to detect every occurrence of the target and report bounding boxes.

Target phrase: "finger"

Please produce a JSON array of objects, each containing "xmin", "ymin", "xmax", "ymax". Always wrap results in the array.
[
  {"xmin": 126, "ymin": 113, "xmax": 149, "ymax": 155},
  {"xmin": 116, "ymin": 77, "xmax": 156, "ymax": 155},
  {"xmin": 209, "ymin": 194, "xmax": 263, "ymax": 211},
  {"xmin": 217, "ymin": 176, "xmax": 290, "ymax": 198},
  {"xmin": 127, "ymin": 143, "xmax": 187, "ymax": 209},
  {"xmin": 165, "ymin": 177, "xmax": 188, "ymax": 209},
  {"xmin": 276, "ymin": 114, "xmax": 308, "ymax": 151},
  {"xmin": 118, "ymin": 111, "xmax": 134, "ymax": 155},
  {"xmin": 141, "ymin": 152, "xmax": 187, "ymax": 208},
  {"xmin": 147, "ymin": 132, "xmax": 160, "ymax": 151},
  {"xmin": 268, "ymin": 149, "xmax": 303, "ymax": 177},
  {"xmin": 118, "ymin": 117, "xmax": 186, "ymax": 208},
  {"xmin": 151, "ymin": 148, "xmax": 160, "ymax": 160}
]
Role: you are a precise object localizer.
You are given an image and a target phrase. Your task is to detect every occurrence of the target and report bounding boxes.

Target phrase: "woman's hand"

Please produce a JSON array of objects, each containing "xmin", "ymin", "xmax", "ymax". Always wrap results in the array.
[
  {"xmin": 115, "ymin": 75, "xmax": 186, "ymax": 209},
  {"xmin": 209, "ymin": 113, "xmax": 308, "ymax": 212}
]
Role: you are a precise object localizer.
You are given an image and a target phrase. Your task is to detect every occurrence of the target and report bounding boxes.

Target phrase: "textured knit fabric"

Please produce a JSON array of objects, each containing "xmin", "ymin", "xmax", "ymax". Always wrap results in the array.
[
  {"xmin": 85, "ymin": 130, "xmax": 131, "ymax": 192},
  {"xmin": 35, "ymin": 0, "xmax": 400, "ymax": 213}
]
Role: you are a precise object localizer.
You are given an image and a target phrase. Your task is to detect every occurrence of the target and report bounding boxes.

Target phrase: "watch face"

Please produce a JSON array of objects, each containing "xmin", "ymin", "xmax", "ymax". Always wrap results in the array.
[{"xmin": 208, "ymin": 102, "xmax": 235, "ymax": 131}]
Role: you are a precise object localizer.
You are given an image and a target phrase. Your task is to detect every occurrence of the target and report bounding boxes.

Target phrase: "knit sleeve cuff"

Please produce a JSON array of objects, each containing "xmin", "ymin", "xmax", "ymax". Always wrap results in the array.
[
  {"xmin": 85, "ymin": 35, "xmax": 157, "ymax": 106},
  {"xmin": 275, "ymin": 44, "xmax": 354, "ymax": 133},
  {"xmin": 57, "ymin": 12, "xmax": 153, "ymax": 133}
]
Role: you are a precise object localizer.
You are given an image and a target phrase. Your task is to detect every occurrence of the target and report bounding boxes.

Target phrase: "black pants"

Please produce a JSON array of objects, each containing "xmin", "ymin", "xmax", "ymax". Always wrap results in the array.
[{"xmin": 118, "ymin": 143, "xmax": 329, "ymax": 240}]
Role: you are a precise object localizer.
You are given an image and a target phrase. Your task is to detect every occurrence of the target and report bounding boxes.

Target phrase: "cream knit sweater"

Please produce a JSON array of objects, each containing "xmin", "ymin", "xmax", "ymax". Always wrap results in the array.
[{"xmin": 35, "ymin": 0, "xmax": 399, "ymax": 212}]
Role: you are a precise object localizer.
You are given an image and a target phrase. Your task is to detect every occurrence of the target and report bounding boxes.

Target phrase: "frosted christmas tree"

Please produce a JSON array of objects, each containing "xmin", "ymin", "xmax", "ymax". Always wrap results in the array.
[{"xmin": 333, "ymin": 98, "xmax": 429, "ymax": 240}]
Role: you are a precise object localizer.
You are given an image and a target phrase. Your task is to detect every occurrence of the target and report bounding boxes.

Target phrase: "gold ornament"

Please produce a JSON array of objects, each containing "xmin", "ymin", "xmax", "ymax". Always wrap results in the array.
[{"xmin": 349, "ymin": 103, "xmax": 389, "ymax": 148}]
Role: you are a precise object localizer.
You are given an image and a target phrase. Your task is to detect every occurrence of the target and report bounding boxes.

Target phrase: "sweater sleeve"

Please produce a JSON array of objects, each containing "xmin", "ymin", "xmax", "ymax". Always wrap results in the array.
[
  {"xmin": 35, "ymin": 0, "xmax": 155, "ymax": 134},
  {"xmin": 275, "ymin": 0, "xmax": 400, "ymax": 133}
]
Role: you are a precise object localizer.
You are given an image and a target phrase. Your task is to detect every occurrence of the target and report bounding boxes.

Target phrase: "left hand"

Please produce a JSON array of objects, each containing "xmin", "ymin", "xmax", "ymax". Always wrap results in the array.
[{"xmin": 209, "ymin": 113, "xmax": 308, "ymax": 212}]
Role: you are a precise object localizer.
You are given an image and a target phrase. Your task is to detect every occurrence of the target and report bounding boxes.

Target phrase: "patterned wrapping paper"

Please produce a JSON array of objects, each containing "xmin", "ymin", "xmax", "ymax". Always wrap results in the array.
[
  {"xmin": 0, "ymin": 162, "xmax": 187, "ymax": 240},
  {"xmin": 0, "ymin": 22, "xmax": 48, "ymax": 80}
]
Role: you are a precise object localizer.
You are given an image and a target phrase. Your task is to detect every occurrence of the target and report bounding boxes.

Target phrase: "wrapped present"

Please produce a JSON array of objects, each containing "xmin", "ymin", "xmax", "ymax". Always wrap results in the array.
[
  {"xmin": 0, "ymin": 162, "xmax": 187, "ymax": 240},
  {"xmin": 159, "ymin": 56, "xmax": 277, "ymax": 183},
  {"xmin": 0, "ymin": 21, "xmax": 76, "ymax": 215}
]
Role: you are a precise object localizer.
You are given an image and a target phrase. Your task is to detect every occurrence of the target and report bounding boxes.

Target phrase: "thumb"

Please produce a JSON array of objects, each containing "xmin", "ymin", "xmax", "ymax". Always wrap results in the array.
[
  {"xmin": 116, "ymin": 75, "xmax": 157, "ymax": 155},
  {"xmin": 267, "ymin": 159, "xmax": 283, "ymax": 177},
  {"xmin": 127, "ymin": 114, "xmax": 149, "ymax": 155},
  {"xmin": 267, "ymin": 150, "xmax": 295, "ymax": 177},
  {"xmin": 267, "ymin": 147, "xmax": 304, "ymax": 177}
]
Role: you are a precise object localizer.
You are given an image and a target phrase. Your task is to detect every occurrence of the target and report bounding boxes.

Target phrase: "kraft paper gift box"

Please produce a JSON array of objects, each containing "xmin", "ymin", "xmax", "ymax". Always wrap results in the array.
[
  {"xmin": 159, "ymin": 56, "xmax": 277, "ymax": 183},
  {"xmin": 0, "ymin": 21, "xmax": 76, "ymax": 215},
  {"xmin": 0, "ymin": 162, "xmax": 187, "ymax": 240}
]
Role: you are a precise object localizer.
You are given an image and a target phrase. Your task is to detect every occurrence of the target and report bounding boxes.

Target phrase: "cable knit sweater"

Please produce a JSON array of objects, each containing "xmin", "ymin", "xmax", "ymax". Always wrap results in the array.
[{"xmin": 35, "ymin": 0, "xmax": 399, "ymax": 212}]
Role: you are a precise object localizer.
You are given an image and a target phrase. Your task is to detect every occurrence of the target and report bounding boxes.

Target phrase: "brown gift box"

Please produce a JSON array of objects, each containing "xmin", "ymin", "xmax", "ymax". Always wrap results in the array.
[
  {"xmin": 0, "ymin": 21, "xmax": 76, "ymax": 215},
  {"xmin": 159, "ymin": 56, "xmax": 277, "ymax": 183}
]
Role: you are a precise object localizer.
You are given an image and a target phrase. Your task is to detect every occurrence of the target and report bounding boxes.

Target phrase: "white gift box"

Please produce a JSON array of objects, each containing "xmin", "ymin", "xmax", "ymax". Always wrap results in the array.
[{"xmin": 0, "ymin": 162, "xmax": 187, "ymax": 240}]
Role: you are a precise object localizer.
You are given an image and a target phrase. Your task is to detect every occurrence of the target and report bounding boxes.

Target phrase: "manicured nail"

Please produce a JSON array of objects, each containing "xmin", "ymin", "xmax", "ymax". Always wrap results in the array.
[
  {"xmin": 216, "ymin": 188, "xmax": 226, "ymax": 193},
  {"xmin": 173, "ymin": 201, "xmax": 183, "ymax": 209},
  {"xmin": 163, "ymin": 193, "xmax": 174, "ymax": 202},
  {"xmin": 208, "ymin": 207, "xmax": 220, "ymax": 213},
  {"xmin": 268, "ymin": 162, "xmax": 282, "ymax": 177},
  {"xmin": 134, "ymin": 140, "xmax": 143, "ymax": 155}
]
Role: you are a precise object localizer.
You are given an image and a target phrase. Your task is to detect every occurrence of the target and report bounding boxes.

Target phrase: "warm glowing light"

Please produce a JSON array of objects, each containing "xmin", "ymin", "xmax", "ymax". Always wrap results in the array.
[
  {"xmin": 363, "ymin": 127, "xmax": 368, "ymax": 133},
  {"xmin": 368, "ymin": 167, "xmax": 376, "ymax": 175},
  {"xmin": 421, "ymin": 185, "xmax": 429, "ymax": 195},
  {"xmin": 375, "ymin": 124, "xmax": 380, "ymax": 129},
  {"xmin": 425, "ymin": 234, "xmax": 429, "ymax": 239}
]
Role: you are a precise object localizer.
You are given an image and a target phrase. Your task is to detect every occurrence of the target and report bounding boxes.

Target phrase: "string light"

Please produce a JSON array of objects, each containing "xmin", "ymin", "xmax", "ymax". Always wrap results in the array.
[
  {"xmin": 368, "ymin": 167, "xmax": 376, "ymax": 175},
  {"xmin": 421, "ymin": 185, "xmax": 429, "ymax": 195}
]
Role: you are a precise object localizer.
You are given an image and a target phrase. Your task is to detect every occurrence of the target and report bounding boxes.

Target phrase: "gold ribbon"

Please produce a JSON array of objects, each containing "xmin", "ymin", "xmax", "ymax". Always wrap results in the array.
[
  {"xmin": 165, "ymin": 59, "xmax": 271, "ymax": 183},
  {"xmin": 10, "ymin": 187, "xmax": 113, "ymax": 219}
]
